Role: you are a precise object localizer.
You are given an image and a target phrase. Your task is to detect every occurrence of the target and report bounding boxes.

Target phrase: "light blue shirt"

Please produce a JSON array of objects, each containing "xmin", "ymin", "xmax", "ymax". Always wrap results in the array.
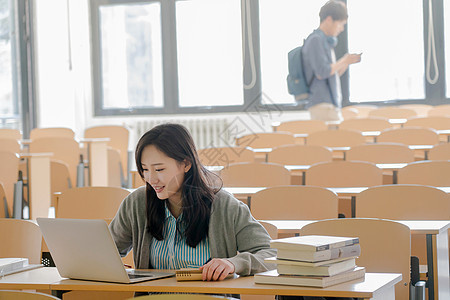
[
  {"xmin": 150, "ymin": 202, "xmax": 211, "ymax": 269},
  {"xmin": 302, "ymin": 28, "xmax": 342, "ymax": 108}
]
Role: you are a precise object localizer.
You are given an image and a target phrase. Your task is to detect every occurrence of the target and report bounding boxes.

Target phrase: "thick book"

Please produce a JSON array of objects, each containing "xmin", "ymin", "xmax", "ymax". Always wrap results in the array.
[
  {"xmin": 276, "ymin": 243, "xmax": 361, "ymax": 262},
  {"xmin": 254, "ymin": 267, "xmax": 366, "ymax": 288},
  {"xmin": 270, "ymin": 235, "xmax": 359, "ymax": 252},
  {"xmin": 270, "ymin": 258, "xmax": 356, "ymax": 276},
  {"xmin": 0, "ymin": 258, "xmax": 43, "ymax": 276}
]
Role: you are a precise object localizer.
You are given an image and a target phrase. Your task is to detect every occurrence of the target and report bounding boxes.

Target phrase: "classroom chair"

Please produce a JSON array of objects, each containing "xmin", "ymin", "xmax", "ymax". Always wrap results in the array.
[
  {"xmin": 267, "ymin": 144, "xmax": 332, "ymax": 184},
  {"xmin": 0, "ymin": 128, "xmax": 21, "ymax": 140},
  {"xmin": 428, "ymin": 143, "xmax": 450, "ymax": 160},
  {"xmin": 0, "ymin": 138, "xmax": 20, "ymax": 153},
  {"xmin": 341, "ymin": 104, "xmax": 378, "ymax": 118},
  {"xmin": 405, "ymin": 116, "xmax": 450, "ymax": 130},
  {"xmin": 305, "ymin": 161, "xmax": 383, "ymax": 188},
  {"xmin": 368, "ymin": 106, "xmax": 417, "ymax": 119},
  {"xmin": 275, "ymin": 120, "xmax": 327, "ymax": 134},
  {"xmin": 300, "ymin": 218, "xmax": 412, "ymax": 300},
  {"xmin": 340, "ymin": 106, "xmax": 358, "ymax": 119},
  {"xmin": 236, "ymin": 132, "xmax": 295, "ymax": 149},
  {"xmin": 198, "ymin": 146, "xmax": 255, "ymax": 166},
  {"xmin": 0, "ymin": 291, "xmax": 60, "ymax": 300},
  {"xmin": 251, "ymin": 186, "xmax": 338, "ymax": 220},
  {"xmin": 220, "ymin": 162, "xmax": 291, "ymax": 188},
  {"xmin": 0, "ymin": 151, "xmax": 20, "ymax": 217},
  {"xmin": 50, "ymin": 160, "xmax": 72, "ymax": 194},
  {"xmin": 107, "ymin": 147, "xmax": 124, "ymax": 188},
  {"xmin": 306, "ymin": 129, "xmax": 365, "ymax": 148},
  {"xmin": 55, "ymin": 186, "xmax": 130, "ymax": 219},
  {"xmin": 259, "ymin": 221, "xmax": 278, "ymax": 239},
  {"xmin": 378, "ymin": 127, "xmax": 440, "ymax": 146},
  {"xmin": 0, "ymin": 219, "xmax": 42, "ymax": 264},
  {"xmin": 398, "ymin": 104, "xmax": 433, "ymax": 117},
  {"xmin": 397, "ymin": 160, "xmax": 450, "ymax": 186},
  {"xmin": 84, "ymin": 125, "xmax": 130, "ymax": 186},
  {"xmin": 30, "ymin": 127, "xmax": 75, "ymax": 140},
  {"xmin": 29, "ymin": 137, "xmax": 80, "ymax": 187},
  {"xmin": 339, "ymin": 117, "xmax": 392, "ymax": 132},
  {"xmin": 428, "ymin": 105, "xmax": 450, "ymax": 117}
]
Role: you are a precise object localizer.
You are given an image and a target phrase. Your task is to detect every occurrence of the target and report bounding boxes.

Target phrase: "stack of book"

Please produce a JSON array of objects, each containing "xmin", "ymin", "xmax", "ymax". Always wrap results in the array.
[
  {"xmin": 255, "ymin": 235, "xmax": 365, "ymax": 288},
  {"xmin": 0, "ymin": 258, "xmax": 43, "ymax": 276}
]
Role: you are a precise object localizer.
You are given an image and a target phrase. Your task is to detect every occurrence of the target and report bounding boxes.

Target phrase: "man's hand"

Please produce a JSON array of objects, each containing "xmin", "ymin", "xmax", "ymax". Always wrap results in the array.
[{"xmin": 199, "ymin": 258, "xmax": 235, "ymax": 281}]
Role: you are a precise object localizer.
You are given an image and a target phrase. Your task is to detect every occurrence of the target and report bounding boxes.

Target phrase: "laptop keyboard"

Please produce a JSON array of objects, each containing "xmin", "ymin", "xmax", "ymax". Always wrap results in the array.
[{"xmin": 128, "ymin": 274, "xmax": 154, "ymax": 279}]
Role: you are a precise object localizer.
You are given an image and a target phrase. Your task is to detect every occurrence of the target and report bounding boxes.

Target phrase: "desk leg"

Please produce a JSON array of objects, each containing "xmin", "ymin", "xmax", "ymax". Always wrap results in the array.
[
  {"xmin": 302, "ymin": 171, "xmax": 306, "ymax": 185},
  {"xmin": 392, "ymin": 170, "xmax": 398, "ymax": 184},
  {"xmin": 88, "ymin": 142, "xmax": 108, "ymax": 186},
  {"xmin": 351, "ymin": 196, "xmax": 356, "ymax": 218},
  {"xmin": 429, "ymin": 231, "xmax": 450, "ymax": 300},
  {"xmin": 29, "ymin": 156, "xmax": 51, "ymax": 219}
]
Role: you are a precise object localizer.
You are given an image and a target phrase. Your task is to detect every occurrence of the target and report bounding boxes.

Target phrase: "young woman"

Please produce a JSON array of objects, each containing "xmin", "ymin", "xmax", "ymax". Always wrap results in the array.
[{"xmin": 109, "ymin": 123, "xmax": 275, "ymax": 281}]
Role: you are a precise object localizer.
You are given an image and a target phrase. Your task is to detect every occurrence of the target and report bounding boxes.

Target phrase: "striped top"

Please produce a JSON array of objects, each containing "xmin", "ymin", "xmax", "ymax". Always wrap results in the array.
[{"xmin": 150, "ymin": 202, "xmax": 211, "ymax": 269}]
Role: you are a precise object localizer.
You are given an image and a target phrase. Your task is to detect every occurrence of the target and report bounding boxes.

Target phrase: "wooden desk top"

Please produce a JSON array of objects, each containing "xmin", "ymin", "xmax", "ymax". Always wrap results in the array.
[
  {"xmin": 48, "ymin": 268, "xmax": 401, "ymax": 298},
  {"xmin": 262, "ymin": 220, "xmax": 450, "ymax": 235}
]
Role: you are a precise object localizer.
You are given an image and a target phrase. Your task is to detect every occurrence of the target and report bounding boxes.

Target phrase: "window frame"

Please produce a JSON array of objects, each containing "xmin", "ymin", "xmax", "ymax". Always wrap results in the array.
[{"xmin": 90, "ymin": 0, "xmax": 449, "ymax": 117}]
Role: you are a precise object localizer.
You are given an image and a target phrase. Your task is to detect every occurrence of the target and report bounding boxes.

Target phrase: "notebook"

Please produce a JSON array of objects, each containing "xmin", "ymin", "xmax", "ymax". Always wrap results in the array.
[{"xmin": 37, "ymin": 218, "xmax": 175, "ymax": 283}]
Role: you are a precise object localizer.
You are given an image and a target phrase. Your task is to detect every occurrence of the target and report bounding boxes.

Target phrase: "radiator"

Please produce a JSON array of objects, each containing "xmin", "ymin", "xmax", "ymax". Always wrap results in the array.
[{"xmin": 131, "ymin": 118, "xmax": 231, "ymax": 149}]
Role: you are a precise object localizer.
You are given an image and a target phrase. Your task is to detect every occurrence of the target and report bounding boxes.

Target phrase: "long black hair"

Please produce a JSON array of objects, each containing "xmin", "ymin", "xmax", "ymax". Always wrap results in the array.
[{"xmin": 135, "ymin": 123, "xmax": 221, "ymax": 247}]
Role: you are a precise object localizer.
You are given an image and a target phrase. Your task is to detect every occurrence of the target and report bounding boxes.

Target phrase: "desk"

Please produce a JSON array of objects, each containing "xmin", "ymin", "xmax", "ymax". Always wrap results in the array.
[
  {"xmin": 18, "ymin": 152, "xmax": 53, "ymax": 219},
  {"xmin": 0, "ymin": 268, "xmax": 400, "ymax": 300},
  {"xmin": 79, "ymin": 138, "xmax": 109, "ymax": 187},
  {"xmin": 262, "ymin": 220, "xmax": 450, "ymax": 300}
]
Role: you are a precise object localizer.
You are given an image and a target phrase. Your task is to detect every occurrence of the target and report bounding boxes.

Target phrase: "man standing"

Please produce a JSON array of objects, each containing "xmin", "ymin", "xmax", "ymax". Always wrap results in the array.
[{"xmin": 302, "ymin": 0, "xmax": 361, "ymax": 121}]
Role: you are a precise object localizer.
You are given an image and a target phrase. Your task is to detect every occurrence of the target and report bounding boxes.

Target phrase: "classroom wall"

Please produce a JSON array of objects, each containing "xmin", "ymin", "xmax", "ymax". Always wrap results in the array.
[{"xmin": 33, "ymin": 0, "xmax": 309, "ymax": 148}]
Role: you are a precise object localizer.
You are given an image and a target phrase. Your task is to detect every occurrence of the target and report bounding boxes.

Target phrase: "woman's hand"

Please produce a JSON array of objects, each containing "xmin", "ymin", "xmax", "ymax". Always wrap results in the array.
[{"xmin": 199, "ymin": 258, "xmax": 235, "ymax": 281}]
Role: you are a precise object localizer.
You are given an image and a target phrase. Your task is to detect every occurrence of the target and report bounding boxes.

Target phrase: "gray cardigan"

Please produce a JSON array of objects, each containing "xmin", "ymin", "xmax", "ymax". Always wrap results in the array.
[{"xmin": 109, "ymin": 187, "xmax": 276, "ymax": 275}]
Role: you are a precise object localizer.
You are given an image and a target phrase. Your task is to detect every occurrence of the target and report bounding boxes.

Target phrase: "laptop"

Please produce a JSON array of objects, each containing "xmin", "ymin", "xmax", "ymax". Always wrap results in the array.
[{"xmin": 37, "ymin": 218, "xmax": 175, "ymax": 283}]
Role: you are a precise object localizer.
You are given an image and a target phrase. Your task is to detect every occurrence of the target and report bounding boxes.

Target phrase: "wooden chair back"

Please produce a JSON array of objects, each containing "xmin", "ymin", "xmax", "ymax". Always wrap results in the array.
[
  {"xmin": 368, "ymin": 107, "xmax": 417, "ymax": 119},
  {"xmin": 341, "ymin": 107, "xmax": 358, "ymax": 119},
  {"xmin": 0, "ymin": 138, "xmax": 20, "ymax": 153},
  {"xmin": 30, "ymin": 127, "xmax": 75, "ymax": 140},
  {"xmin": 346, "ymin": 143, "xmax": 415, "ymax": 163},
  {"xmin": 356, "ymin": 184, "xmax": 450, "ymax": 220},
  {"xmin": 398, "ymin": 104, "xmax": 433, "ymax": 117},
  {"xmin": 0, "ymin": 183, "xmax": 6, "ymax": 218},
  {"xmin": 343, "ymin": 105, "xmax": 378, "ymax": 118},
  {"xmin": 377, "ymin": 127, "xmax": 440, "ymax": 145},
  {"xmin": 0, "ymin": 151, "xmax": 20, "ymax": 217},
  {"xmin": 259, "ymin": 221, "xmax": 278, "ymax": 239},
  {"xmin": 85, "ymin": 125, "xmax": 130, "ymax": 180},
  {"xmin": 0, "ymin": 128, "xmax": 21, "ymax": 140},
  {"xmin": 339, "ymin": 117, "xmax": 392, "ymax": 132},
  {"xmin": 300, "ymin": 218, "xmax": 411, "ymax": 300},
  {"xmin": 276, "ymin": 120, "xmax": 327, "ymax": 134},
  {"xmin": 198, "ymin": 147, "xmax": 255, "ymax": 166},
  {"xmin": 307, "ymin": 129, "xmax": 365, "ymax": 147},
  {"xmin": 268, "ymin": 145, "xmax": 332, "ymax": 165},
  {"xmin": 397, "ymin": 160, "xmax": 450, "ymax": 186},
  {"xmin": 429, "ymin": 143, "xmax": 450, "ymax": 160},
  {"xmin": 305, "ymin": 161, "xmax": 383, "ymax": 187},
  {"xmin": 56, "ymin": 186, "xmax": 130, "ymax": 219},
  {"xmin": 405, "ymin": 116, "xmax": 450, "ymax": 130},
  {"xmin": 0, "ymin": 219, "xmax": 42, "ymax": 264},
  {"xmin": 428, "ymin": 105, "xmax": 450, "ymax": 117},
  {"xmin": 251, "ymin": 186, "xmax": 338, "ymax": 220},
  {"xmin": 236, "ymin": 132, "xmax": 295, "ymax": 148},
  {"xmin": 50, "ymin": 160, "xmax": 72, "ymax": 194},
  {"xmin": 107, "ymin": 147, "xmax": 123, "ymax": 187},
  {"xmin": 220, "ymin": 162, "xmax": 290, "ymax": 187},
  {"xmin": 29, "ymin": 137, "xmax": 80, "ymax": 185},
  {"xmin": 0, "ymin": 291, "xmax": 60, "ymax": 300}
]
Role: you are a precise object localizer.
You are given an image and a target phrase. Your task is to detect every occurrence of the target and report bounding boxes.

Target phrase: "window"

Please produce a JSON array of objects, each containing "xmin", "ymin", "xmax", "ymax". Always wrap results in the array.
[
  {"xmin": 0, "ymin": 0, "xmax": 20, "ymax": 128},
  {"xmin": 98, "ymin": 2, "xmax": 163, "ymax": 109},
  {"xmin": 259, "ymin": 0, "xmax": 323, "ymax": 104},
  {"xmin": 347, "ymin": 0, "xmax": 424, "ymax": 102},
  {"xmin": 176, "ymin": 0, "xmax": 243, "ymax": 107}
]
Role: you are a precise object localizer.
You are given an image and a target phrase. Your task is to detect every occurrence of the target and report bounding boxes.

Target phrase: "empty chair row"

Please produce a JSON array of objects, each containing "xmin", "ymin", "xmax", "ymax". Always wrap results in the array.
[
  {"xmin": 199, "ymin": 142, "xmax": 450, "ymax": 167},
  {"xmin": 218, "ymin": 160, "xmax": 450, "ymax": 188}
]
